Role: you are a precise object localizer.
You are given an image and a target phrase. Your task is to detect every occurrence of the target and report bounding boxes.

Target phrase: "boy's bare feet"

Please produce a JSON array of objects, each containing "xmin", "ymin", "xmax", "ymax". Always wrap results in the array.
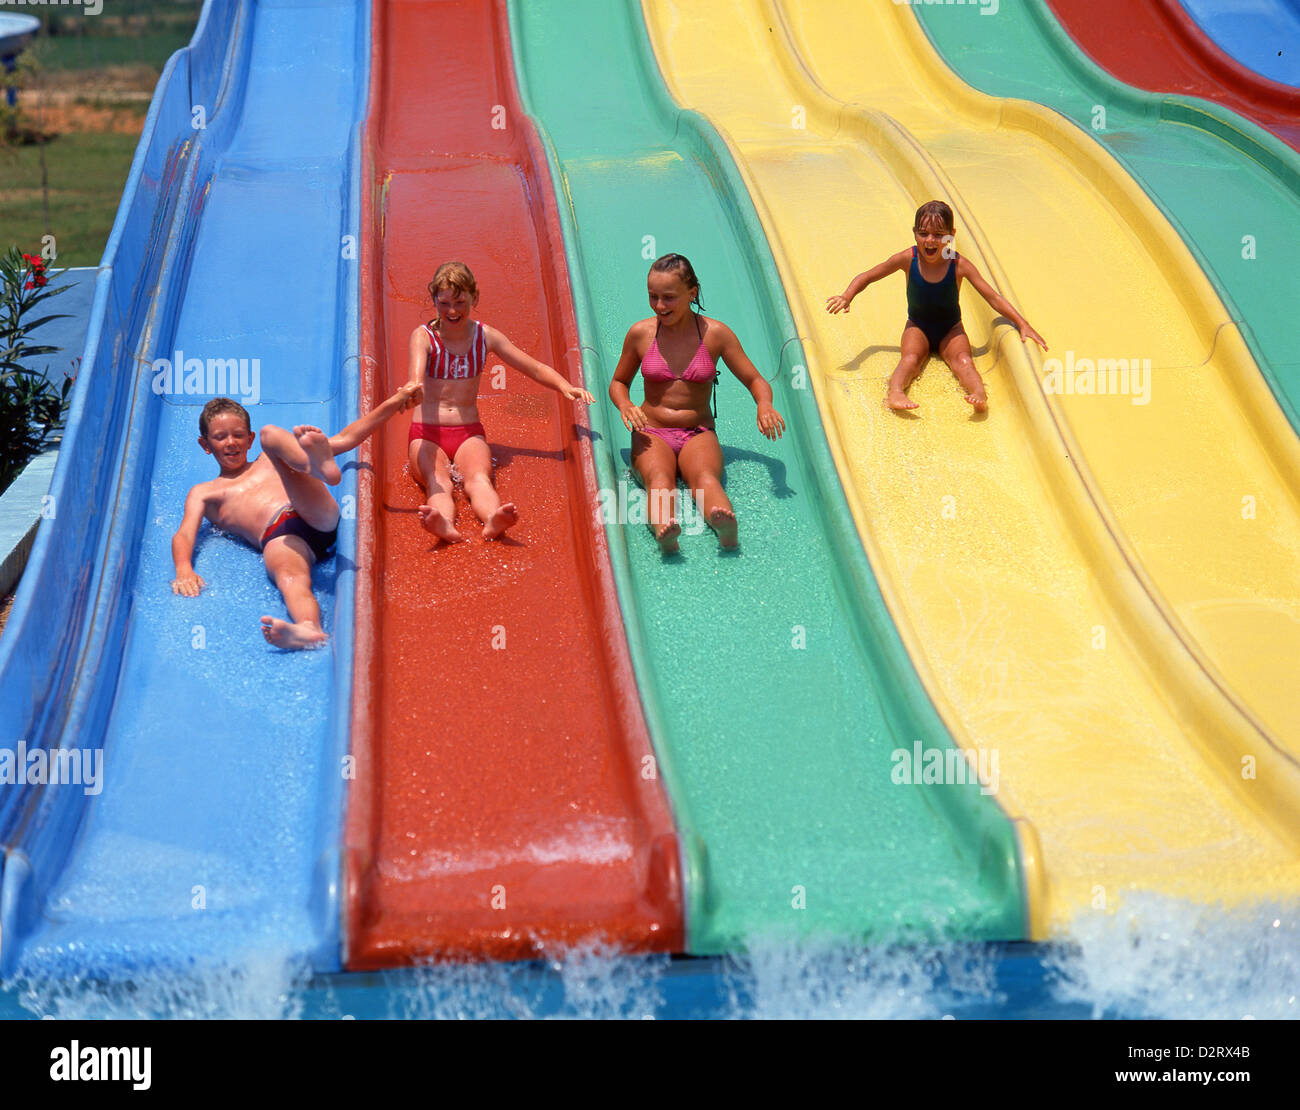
[
  {"xmin": 294, "ymin": 425, "xmax": 342, "ymax": 486},
  {"xmin": 483, "ymin": 502, "xmax": 518, "ymax": 541},
  {"xmin": 260, "ymin": 616, "xmax": 328, "ymax": 650},
  {"xmin": 417, "ymin": 503, "xmax": 463, "ymax": 542},
  {"xmin": 654, "ymin": 519, "xmax": 681, "ymax": 554},
  {"xmin": 964, "ymin": 388, "xmax": 988, "ymax": 413},
  {"xmin": 708, "ymin": 506, "xmax": 739, "ymax": 549},
  {"xmin": 886, "ymin": 389, "xmax": 919, "ymax": 411}
]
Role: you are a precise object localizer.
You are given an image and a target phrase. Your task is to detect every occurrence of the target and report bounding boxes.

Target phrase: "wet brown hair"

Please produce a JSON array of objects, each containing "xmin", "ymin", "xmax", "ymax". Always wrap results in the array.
[
  {"xmin": 199, "ymin": 397, "xmax": 251, "ymax": 438},
  {"xmin": 913, "ymin": 200, "xmax": 955, "ymax": 234},
  {"xmin": 649, "ymin": 252, "xmax": 705, "ymax": 311}
]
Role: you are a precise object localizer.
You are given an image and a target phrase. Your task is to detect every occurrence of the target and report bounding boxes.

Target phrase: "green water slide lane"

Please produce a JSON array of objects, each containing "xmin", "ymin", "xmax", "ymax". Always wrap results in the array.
[{"xmin": 507, "ymin": 0, "xmax": 1032, "ymax": 951}]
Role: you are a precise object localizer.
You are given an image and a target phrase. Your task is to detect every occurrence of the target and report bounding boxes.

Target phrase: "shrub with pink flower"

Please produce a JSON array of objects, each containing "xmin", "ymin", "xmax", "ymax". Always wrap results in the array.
[{"xmin": 2, "ymin": 246, "xmax": 73, "ymax": 493}]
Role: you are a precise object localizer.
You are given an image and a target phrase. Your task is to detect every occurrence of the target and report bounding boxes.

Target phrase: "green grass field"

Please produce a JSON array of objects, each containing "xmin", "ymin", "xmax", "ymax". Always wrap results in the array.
[
  {"xmin": 33, "ymin": 29, "xmax": 198, "ymax": 72},
  {"xmin": 1, "ymin": 0, "xmax": 202, "ymax": 264},
  {"xmin": 1, "ymin": 131, "xmax": 144, "ymax": 266}
]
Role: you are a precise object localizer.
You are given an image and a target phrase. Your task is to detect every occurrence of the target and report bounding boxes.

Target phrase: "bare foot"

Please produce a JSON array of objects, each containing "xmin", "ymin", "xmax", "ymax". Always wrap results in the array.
[
  {"xmin": 417, "ymin": 503, "xmax": 463, "ymax": 542},
  {"xmin": 964, "ymin": 389, "xmax": 988, "ymax": 413},
  {"xmin": 708, "ymin": 506, "xmax": 739, "ymax": 549},
  {"xmin": 654, "ymin": 519, "xmax": 682, "ymax": 554},
  {"xmin": 260, "ymin": 616, "xmax": 328, "ymax": 650},
  {"xmin": 294, "ymin": 425, "xmax": 341, "ymax": 486},
  {"xmin": 886, "ymin": 389, "xmax": 919, "ymax": 411},
  {"xmin": 483, "ymin": 502, "xmax": 518, "ymax": 541}
]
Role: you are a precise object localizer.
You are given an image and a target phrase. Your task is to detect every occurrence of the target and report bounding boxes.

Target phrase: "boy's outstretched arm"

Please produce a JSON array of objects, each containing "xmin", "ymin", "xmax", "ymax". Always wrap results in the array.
[
  {"xmin": 958, "ymin": 259, "xmax": 1048, "ymax": 351},
  {"xmin": 484, "ymin": 325, "xmax": 595, "ymax": 404},
  {"xmin": 328, "ymin": 383, "xmax": 422, "ymax": 456},
  {"xmin": 826, "ymin": 250, "xmax": 910, "ymax": 314},
  {"xmin": 171, "ymin": 486, "xmax": 208, "ymax": 596}
]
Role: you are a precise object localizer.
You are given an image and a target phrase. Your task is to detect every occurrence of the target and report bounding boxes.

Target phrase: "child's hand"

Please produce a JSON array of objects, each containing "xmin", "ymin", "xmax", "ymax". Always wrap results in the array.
[
  {"xmin": 757, "ymin": 404, "xmax": 786, "ymax": 440},
  {"xmin": 398, "ymin": 381, "xmax": 423, "ymax": 409},
  {"xmin": 619, "ymin": 404, "xmax": 649, "ymax": 432},
  {"xmin": 1019, "ymin": 323, "xmax": 1048, "ymax": 352},
  {"xmin": 826, "ymin": 294, "xmax": 853, "ymax": 315},
  {"xmin": 560, "ymin": 383, "xmax": 595, "ymax": 404},
  {"xmin": 172, "ymin": 571, "xmax": 205, "ymax": 597}
]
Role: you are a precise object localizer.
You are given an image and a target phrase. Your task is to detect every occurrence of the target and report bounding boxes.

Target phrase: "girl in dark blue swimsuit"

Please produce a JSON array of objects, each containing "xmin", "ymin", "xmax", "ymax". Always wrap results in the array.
[{"xmin": 826, "ymin": 200, "xmax": 1046, "ymax": 412}]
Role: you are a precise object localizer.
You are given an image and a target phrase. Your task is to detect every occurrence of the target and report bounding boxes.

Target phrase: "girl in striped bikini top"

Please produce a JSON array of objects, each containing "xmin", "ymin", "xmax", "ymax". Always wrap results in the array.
[{"xmin": 422, "ymin": 317, "xmax": 488, "ymax": 380}]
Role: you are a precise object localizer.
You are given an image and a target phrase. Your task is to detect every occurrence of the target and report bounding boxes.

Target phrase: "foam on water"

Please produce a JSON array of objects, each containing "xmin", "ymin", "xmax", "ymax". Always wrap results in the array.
[
  {"xmin": 1043, "ymin": 893, "xmax": 1300, "ymax": 1020},
  {"xmin": 719, "ymin": 938, "xmax": 1003, "ymax": 1020},
  {"xmin": 377, "ymin": 942, "xmax": 670, "ymax": 1021},
  {"xmin": 8, "ymin": 949, "xmax": 312, "ymax": 1020},
  {"xmin": 5, "ymin": 894, "xmax": 1298, "ymax": 1018}
]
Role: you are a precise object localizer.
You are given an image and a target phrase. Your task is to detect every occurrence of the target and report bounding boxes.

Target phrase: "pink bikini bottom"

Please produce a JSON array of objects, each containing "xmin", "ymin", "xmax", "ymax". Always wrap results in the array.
[{"xmin": 637, "ymin": 424, "xmax": 712, "ymax": 456}]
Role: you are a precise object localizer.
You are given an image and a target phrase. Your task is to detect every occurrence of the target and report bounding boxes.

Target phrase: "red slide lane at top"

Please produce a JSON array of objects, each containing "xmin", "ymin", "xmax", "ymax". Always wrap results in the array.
[
  {"xmin": 1048, "ymin": 0, "xmax": 1300, "ymax": 152},
  {"xmin": 345, "ymin": 0, "xmax": 683, "ymax": 966}
]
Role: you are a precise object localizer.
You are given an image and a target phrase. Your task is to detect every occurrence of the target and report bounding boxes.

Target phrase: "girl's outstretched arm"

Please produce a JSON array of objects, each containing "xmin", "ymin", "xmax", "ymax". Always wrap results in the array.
[
  {"xmin": 484, "ymin": 325, "xmax": 594, "ymax": 404},
  {"xmin": 958, "ymin": 258, "xmax": 1048, "ymax": 351},
  {"xmin": 609, "ymin": 323, "xmax": 649, "ymax": 431},
  {"xmin": 404, "ymin": 326, "xmax": 428, "ymax": 404},
  {"xmin": 826, "ymin": 249, "xmax": 911, "ymax": 314},
  {"xmin": 717, "ymin": 322, "xmax": 785, "ymax": 441}
]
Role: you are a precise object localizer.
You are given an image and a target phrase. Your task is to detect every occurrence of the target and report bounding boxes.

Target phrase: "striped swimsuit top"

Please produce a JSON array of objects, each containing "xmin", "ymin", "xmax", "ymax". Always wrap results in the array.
[{"xmin": 422, "ymin": 320, "xmax": 488, "ymax": 380}]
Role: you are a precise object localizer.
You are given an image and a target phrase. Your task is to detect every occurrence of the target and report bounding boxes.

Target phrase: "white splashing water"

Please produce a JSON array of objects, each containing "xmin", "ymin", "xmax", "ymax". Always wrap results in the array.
[
  {"xmin": 720, "ymin": 938, "xmax": 1003, "ymax": 1020},
  {"xmin": 1043, "ymin": 894, "xmax": 1300, "ymax": 1020},
  {"xmin": 383, "ymin": 941, "xmax": 669, "ymax": 1020},
  {"xmin": 548, "ymin": 942, "xmax": 667, "ymax": 1020},
  {"xmin": 6, "ymin": 896, "xmax": 1298, "ymax": 1018},
  {"xmin": 10, "ymin": 950, "xmax": 312, "ymax": 1021}
]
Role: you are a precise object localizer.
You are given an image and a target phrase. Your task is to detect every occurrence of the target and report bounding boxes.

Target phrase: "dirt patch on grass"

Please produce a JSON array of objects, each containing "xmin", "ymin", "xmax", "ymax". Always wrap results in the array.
[
  {"xmin": 27, "ymin": 101, "xmax": 147, "ymax": 136},
  {"xmin": 42, "ymin": 64, "xmax": 160, "ymax": 96},
  {"xmin": 0, "ymin": 590, "xmax": 15, "ymax": 640}
]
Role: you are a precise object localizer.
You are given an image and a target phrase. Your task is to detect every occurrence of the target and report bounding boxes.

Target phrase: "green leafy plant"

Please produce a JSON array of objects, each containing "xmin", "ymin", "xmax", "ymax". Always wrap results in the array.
[{"xmin": 2, "ymin": 247, "xmax": 73, "ymax": 494}]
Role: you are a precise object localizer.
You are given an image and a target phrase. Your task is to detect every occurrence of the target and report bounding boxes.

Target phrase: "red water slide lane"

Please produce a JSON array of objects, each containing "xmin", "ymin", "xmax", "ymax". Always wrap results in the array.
[
  {"xmin": 1049, "ymin": 0, "xmax": 1300, "ymax": 151},
  {"xmin": 345, "ymin": 0, "xmax": 683, "ymax": 966}
]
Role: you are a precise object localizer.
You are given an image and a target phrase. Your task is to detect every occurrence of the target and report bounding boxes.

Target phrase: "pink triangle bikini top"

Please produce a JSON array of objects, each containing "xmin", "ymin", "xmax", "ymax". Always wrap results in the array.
[{"xmin": 640, "ymin": 314, "xmax": 719, "ymax": 384}]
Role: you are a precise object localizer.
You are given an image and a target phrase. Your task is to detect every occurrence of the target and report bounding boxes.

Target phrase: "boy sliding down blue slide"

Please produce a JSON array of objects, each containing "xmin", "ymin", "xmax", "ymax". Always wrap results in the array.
[{"xmin": 170, "ymin": 384, "xmax": 419, "ymax": 649}]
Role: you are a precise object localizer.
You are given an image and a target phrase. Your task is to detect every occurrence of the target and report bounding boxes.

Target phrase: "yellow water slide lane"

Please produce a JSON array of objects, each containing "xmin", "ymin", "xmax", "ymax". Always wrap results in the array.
[{"xmin": 642, "ymin": 0, "xmax": 1300, "ymax": 932}]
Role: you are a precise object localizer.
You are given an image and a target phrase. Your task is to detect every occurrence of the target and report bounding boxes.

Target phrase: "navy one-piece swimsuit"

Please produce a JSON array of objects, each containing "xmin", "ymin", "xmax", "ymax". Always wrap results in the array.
[{"xmin": 905, "ymin": 246, "xmax": 962, "ymax": 349}]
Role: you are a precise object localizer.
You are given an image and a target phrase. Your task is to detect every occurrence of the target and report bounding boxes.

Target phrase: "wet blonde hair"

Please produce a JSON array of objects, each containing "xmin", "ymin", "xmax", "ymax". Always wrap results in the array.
[{"xmin": 426, "ymin": 261, "xmax": 479, "ymax": 329}]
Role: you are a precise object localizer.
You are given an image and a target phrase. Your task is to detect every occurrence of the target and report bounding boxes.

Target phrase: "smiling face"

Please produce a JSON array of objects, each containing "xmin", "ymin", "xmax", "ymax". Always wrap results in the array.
[
  {"xmin": 432, "ymin": 284, "xmax": 478, "ymax": 330},
  {"xmin": 199, "ymin": 411, "xmax": 255, "ymax": 472},
  {"xmin": 647, "ymin": 269, "xmax": 697, "ymax": 328},
  {"xmin": 913, "ymin": 214, "xmax": 954, "ymax": 265}
]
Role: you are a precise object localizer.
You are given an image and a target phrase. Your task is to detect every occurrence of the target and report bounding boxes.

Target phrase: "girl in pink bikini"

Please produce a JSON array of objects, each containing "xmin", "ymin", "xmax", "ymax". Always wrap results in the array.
[
  {"xmin": 406, "ymin": 261, "xmax": 593, "ymax": 542},
  {"xmin": 610, "ymin": 253, "xmax": 784, "ymax": 553}
]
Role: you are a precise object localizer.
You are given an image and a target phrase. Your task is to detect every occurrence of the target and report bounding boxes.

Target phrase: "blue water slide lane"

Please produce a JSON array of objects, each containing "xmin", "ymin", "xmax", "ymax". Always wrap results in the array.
[
  {"xmin": 0, "ymin": 0, "xmax": 368, "ymax": 978},
  {"xmin": 1179, "ymin": 0, "xmax": 1300, "ymax": 86}
]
